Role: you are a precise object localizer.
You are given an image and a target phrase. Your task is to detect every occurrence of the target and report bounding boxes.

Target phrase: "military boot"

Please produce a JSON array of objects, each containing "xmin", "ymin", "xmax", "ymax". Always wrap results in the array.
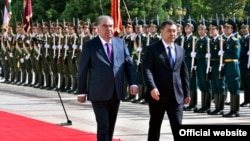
[{"xmin": 223, "ymin": 94, "xmax": 240, "ymax": 117}]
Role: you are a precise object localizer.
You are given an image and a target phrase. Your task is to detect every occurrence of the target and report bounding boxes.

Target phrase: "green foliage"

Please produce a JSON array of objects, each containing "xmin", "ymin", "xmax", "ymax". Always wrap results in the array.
[{"xmin": 0, "ymin": 0, "xmax": 249, "ymax": 25}]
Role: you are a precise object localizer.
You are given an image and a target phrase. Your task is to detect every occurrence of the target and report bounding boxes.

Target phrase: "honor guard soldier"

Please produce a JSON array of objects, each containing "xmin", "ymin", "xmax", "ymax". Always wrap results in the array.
[
  {"xmin": 149, "ymin": 19, "xmax": 161, "ymax": 45},
  {"xmin": 208, "ymin": 19, "xmax": 226, "ymax": 115},
  {"xmin": 30, "ymin": 23, "xmax": 41, "ymax": 87},
  {"xmin": 50, "ymin": 22, "xmax": 59, "ymax": 90},
  {"xmin": 54, "ymin": 22, "xmax": 65, "ymax": 92},
  {"xmin": 40, "ymin": 22, "xmax": 54, "ymax": 90},
  {"xmin": 174, "ymin": 20, "xmax": 185, "ymax": 47},
  {"xmin": 61, "ymin": 22, "xmax": 71, "ymax": 92},
  {"xmin": 193, "ymin": 19, "xmax": 212, "ymax": 113},
  {"xmin": 65, "ymin": 22, "xmax": 78, "ymax": 93},
  {"xmin": 12, "ymin": 22, "xmax": 23, "ymax": 84},
  {"xmin": 131, "ymin": 19, "xmax": 144, "ymax": 103},
  {"xmin": 22, "ymin": 26, "xmax": 33, "ymax": 86},
  {"xmin": 183, "ymin": 18, "xmax": 198, "ymax": 111},
  {"xmin": 239, "ymin": 19, "xmax": 250, "ymax": 107},
  {"xmin": 139, "ymin": 19, "xmax": 150, "ymax": 104},
  {"xmin": 122, "ymin": 20, "xmax": 137, "ymax": 102},
  {"xmin": 220, "ymin": 19, "xmax": 241, "ymax": 117},
  {"xmin": 7, "ymin": 24, "xmax": 15, "ymax": 83},
  {"xmin": 91, "ymin": 22, "xmax": 98, "ymax": 37},
  {"xmin": 0, "ymin": 25, "xmax": 11, "ymax": 83}
]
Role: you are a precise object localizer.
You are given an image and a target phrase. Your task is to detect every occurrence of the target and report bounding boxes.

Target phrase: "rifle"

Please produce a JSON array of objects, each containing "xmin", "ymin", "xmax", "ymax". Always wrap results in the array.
[
  {"xmin": 218, "ymin": 36, "xmax": 224, "ymax": 78},
  {"xmin": 72, "ymin": 34, "xmax": 77, "ymax": 64},
  {"xmin": 135, "ymin": 34, "xmax": 142, "ymax": 72},
  {"xmin": 63, "ymin": 34, "xmax": 69, "ymax": 62},
  {"xmin": 1, "ymin": 36, "xmax": 7, "ymax": 53},
  {"xmin": 44, "ymin": 34, "xmax": 50, "ymax": 60},
  {"xmin": 57, "ymin": 33, "xmax": 63, "ymax": 64},
  {"xmin": 248, "ymin": 37, "xmax": 250, "ymax": 75},
  {"xmin": 206, "ymin": 37, "xmax": 212, "ymax": 80},
  {"xmin": 181, "ymin": 35, "xmax": 184, "ymax": 48},
  {"xmin": 52, "ymin": 34, "xmax": 57, "ymax": 59},
  {"xmin": 190, "ymin": 36, "xmax": 196, "ymax": 78}
]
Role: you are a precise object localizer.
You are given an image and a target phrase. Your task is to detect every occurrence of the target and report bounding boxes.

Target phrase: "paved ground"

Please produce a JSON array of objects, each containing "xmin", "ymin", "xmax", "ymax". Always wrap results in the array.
[{"xmin": 0, "ymin": 79, "xmax": 250, "ymax": 141}]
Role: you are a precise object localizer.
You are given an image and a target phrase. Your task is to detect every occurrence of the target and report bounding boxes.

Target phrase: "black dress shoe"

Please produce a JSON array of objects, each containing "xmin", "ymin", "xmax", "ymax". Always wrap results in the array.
[
  {"xmin": 222, "ymin": 111, "xmax": 239, "ymax": 117},
  {"xmin": 123, "ymin": 96, "xmax": 134, "ymax": 102},
  {"xmin": 225, "ymin": 101, "xmax": 230, "ymax": 105},
  {"xmin": 240, "ymin": 102, "xmax": 249, "ymax": 107},
  {"xmin": 208, "ymin": 109, "xmax": 223, "ymax": 115},
  {"xmin": 183, "ymin": 105, "xmax": 197, "ymax": 111},
  {"xmin": 194, "ymin": 108, "xmax": 210, "ymax": 113},
  {"xmin": 140, "ymin": 99, "xmax": 148, "ymax": 104}
]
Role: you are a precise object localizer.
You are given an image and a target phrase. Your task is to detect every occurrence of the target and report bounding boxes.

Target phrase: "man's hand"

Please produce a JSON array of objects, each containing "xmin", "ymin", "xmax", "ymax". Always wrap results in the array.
[
  {"xmin": 184, "ymin": 96, "xmax": 191, "ymax": 105},
  {"xmin": 130, "ymin": 85, "xmax": 138, "ymax": 95},
  {"xmin": 77, "ymin": 95, "xmax": 87, "ymax": 103},
  {"xmin": 150, "ymin": 88, "xmax": 160, "ymax": 101}
]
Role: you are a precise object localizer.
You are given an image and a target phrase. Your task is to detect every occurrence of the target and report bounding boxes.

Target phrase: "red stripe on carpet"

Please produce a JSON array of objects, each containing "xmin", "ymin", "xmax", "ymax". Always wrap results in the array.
[{"xmin": 0, "ymin": 110, "xmax": 120, "ymax": 141}]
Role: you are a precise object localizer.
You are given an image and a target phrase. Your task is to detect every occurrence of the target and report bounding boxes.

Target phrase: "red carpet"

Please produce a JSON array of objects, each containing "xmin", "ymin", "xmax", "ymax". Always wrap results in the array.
[{"xmin": 0, "ymin": 110, "xmax": 120, "ymax": 141}]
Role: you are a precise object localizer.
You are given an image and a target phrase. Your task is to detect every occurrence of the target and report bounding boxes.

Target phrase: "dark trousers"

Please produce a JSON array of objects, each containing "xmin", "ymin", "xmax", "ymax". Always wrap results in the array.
[
  {"xmin": 91, "ymin": 93, "xmax": 120, "ymax": 141},
  {"xmin": 147, "ymin": 93, "xmax": 183, "ymax": 141}
]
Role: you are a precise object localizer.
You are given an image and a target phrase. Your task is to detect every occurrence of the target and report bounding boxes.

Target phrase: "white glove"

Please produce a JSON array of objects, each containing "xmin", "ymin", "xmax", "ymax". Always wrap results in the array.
[
  {"xmin": 64, "ymin": 45, "xmax": 69, "ymax": 50},
  {"xmin": 218, "ymin": 50, "xmax": 224, "ymax": 56},
  {"xmin": 247, "ymin": 50, "xmax": 250, "ymax": 55},
  {"xmin": 57, "ymin": 45, "xmax": 62, "ymax": 49},
  {"xmin": 5, "ymin": 56, "xmax": 8, "ymax": 60},
  {"xmin": 45, "ymin": 44, "xmax": 50, "ymax": 48},
  {"xmin": 72, "ymin": 44, "xmax": 77, "ymax": 49},
  {"xmin": 137, "ymin": 47, "xmax": 142, "ymax": 52},
  {"xmin": 8, "ymin": 37, "xmax": 12, "ymax": 41},
  {"xmin": 26, "ymin": 39, "xmax": 30, "ymax": 44},
  {"xmin": 25, "ymin": 53, "xmax": 30, "ymax": 60},
  {"xmin": 205, "ymin": 53, "xmax": 211, "ymax": 58},
  {"xmin": 9, "ymin": 53, "xmax": 13, "ymax": 58},
  {"xmin": 52, "ymin": 45, "xmax": 56, "ymax": 49},
  {"xmin": 190, "ymin": 51, "xmax": 196, "ymax": 57},
  {"xmin": 20, "ymin": 58, "xmax": 24, "ymax": 63},
  {"xmin": 38, "ymin": 44, "xmax": 41, "ymax": 48}
]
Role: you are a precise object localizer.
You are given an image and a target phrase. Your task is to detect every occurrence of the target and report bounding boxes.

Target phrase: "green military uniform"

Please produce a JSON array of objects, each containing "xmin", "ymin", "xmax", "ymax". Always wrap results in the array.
[
  {"xmin": 194, "ymin": 22, "xmax": 212, "ymax": 113},
  {"xmin": 208, "ymin": 20, "xmax": 226, "ymax": 115},
  {"xmin": 221, "ymin": 19, "xmax": 241, "ymax": 117},
  {"xmin": 22, "ymin": 34, "xmax": 33, "ymax": 86},
  {"xmin": 239, "ymin": 20, "xmax": 250, "ymax": 107},
  {"xmin": 183, "ymin": 19, "xmax": 198, "ymax": 111},
  {"xmin": 1, "ymin": 29, "xmax": 11, "ymax": 83}
]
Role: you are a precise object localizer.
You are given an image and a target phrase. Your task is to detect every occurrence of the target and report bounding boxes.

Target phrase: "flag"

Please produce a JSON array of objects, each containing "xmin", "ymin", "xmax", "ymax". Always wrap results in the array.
[
  {"xmin": 23, "ymin": 0, "xmax": 32, "ymax": 32},
  {"xmin": 111, "ymin": 0, "xmax": 122, "ymax": 37},
  {"xmin": 3, "ymin": 0, "xmax": 12, "ymax": 26}
]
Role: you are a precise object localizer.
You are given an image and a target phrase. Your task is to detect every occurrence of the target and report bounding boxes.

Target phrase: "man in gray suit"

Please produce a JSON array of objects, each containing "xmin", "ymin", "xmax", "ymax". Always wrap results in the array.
[
  {"xmin": 142, "ymin": 19, "xmax": 190, "ymax": 141},
  {"xmin": 77, "ymin": 15, "xmax": 138, "ymax": 141}
]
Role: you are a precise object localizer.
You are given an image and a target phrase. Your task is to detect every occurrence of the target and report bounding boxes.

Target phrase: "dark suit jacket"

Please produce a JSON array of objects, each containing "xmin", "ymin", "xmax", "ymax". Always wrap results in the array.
[
  {"xmin": 77, "ymin": 36, "xmax": 137, "ymax": 101},
  {"xmin": 142, "ymin": 40, "xmax": 190, "ymax": 104}
]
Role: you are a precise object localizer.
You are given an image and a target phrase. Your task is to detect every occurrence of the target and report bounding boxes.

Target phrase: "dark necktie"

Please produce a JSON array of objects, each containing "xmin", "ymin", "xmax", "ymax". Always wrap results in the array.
[
  {"xmin": 105, "ymin": 42, "xmax": 113, "ymax": 62},
  {"xmin": 168, "ymin": 46, "xmax": 174, "ymax": 68}
]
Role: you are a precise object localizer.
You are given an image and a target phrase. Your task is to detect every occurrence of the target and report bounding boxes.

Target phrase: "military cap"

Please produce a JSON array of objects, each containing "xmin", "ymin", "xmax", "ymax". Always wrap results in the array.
[
  {"xmin": 125, "ymin": 21, "xmax": 133, "ymax": 28},
  {"xmin": 150, "ymin": 19, "xmax": 159, "ymax": 27},
  {"xmin": 224, "ymin": 19, "xmax": 237, "ymax": 32},
  {"xmin": 209, "ymin": 19, "xmax": 219, "ymax": 28},
  {"xmin": 142, "ymin": 19, "xmax": 150, "ymax": 27},
  {"xmin": 241, "ymin": 19, "xmax": 249, "ymax": 28},
  {"xmin": 43, "ymin": 22, "xmax": 50, "ymax": 28},
  {"xmin": 83, "ymin": 22, "xmax": 90, "ymax": 28},
  {"xmin": 184, "ymin": 18, "xmax": 197, "ymax": 32},
  {"xmin": 197, "ymin": 19, "xmax": 209, "ymax": 29}
]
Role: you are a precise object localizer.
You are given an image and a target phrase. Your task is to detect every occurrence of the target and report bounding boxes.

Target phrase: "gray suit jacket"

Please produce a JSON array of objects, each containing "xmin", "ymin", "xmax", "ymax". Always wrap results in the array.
[{"xmin": 77, "ymin": 36, "xmax": 137, "ymax": 101}]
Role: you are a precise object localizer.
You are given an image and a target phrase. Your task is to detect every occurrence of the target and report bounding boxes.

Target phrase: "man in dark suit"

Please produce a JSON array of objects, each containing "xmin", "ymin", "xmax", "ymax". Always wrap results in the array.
[
  {"xmin": 77, "ymin": 15, "xmax": 138, "ymax": 141},
  {"xmin": 142, "ymin": 19, "xmax": 190, "ymax": 141}
]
